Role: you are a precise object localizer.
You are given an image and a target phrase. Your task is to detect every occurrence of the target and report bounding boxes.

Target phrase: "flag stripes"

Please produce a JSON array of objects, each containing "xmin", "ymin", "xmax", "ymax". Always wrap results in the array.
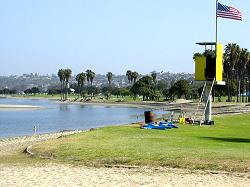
[{"xmin": 217, "ymin": 2, "xmax": 242, "ymax": 21}]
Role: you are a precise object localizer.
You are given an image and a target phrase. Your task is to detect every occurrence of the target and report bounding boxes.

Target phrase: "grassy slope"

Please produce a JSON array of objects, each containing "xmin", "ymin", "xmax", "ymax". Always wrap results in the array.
[{"xmin": 32, "ymin": 114, "xmax": 250, "ymax": 172}]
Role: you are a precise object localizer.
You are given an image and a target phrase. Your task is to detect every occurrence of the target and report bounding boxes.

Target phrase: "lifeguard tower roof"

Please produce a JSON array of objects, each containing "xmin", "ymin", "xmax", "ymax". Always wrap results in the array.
[{"xmin": 196, "ymin": 42, "xmax": 216, "ymax": 46}]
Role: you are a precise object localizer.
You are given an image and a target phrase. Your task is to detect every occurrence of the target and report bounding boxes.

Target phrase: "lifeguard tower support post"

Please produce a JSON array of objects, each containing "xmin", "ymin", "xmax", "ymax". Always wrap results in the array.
[{"xmin": 194, "ymin": 42, "xmax": 225, "ymax": 125}]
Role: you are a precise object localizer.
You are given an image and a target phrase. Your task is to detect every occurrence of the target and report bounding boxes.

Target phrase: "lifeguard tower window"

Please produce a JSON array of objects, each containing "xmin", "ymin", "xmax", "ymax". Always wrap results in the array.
[{"xmin": 205, "ymin": 54, "xmax": 216, "ymax": 80}]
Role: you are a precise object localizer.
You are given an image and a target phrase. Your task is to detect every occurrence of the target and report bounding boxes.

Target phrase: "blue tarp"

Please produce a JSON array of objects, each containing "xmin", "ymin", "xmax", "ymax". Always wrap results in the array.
[{"xmin": 142, "ymin": 122, "xmax": 178, "ymax": 130}]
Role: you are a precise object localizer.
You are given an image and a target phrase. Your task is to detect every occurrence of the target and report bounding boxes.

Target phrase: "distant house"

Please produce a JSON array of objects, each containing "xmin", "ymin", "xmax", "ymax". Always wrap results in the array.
[
  {"xmin": 70, "ymin": 88, "xmax": 75, "ymax": 93},
  {"xmin": 240, "ymin": 92, "xmax": 250, "ymax": 97}
]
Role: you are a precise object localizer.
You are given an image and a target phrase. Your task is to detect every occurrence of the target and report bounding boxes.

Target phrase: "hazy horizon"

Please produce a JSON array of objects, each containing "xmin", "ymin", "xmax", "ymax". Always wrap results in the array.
[
  {"xmin": 1, "ymin": 70, "xmax": 194, "ymax": 77},
  {"xmin": 1, "ymin": 0, "xmax": 249, "ymax": 76}
]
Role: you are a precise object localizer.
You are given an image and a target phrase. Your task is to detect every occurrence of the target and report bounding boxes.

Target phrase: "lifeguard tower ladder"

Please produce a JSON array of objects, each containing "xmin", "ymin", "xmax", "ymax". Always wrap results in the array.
[{"xmin": 193, "ymin": 42, "xmax": 225, "ymax": 125}]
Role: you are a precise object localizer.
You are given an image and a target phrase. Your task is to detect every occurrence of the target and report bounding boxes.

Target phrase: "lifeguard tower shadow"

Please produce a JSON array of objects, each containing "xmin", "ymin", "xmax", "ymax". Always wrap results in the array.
[{"xmin": 200, "ymin": 137, "xmax": 250, "ymax": 143}]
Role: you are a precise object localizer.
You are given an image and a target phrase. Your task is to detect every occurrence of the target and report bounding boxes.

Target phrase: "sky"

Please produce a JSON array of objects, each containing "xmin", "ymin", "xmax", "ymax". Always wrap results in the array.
[{"xmin": 0, "ymin": 0, "xmax": 249, "ymax": 76}]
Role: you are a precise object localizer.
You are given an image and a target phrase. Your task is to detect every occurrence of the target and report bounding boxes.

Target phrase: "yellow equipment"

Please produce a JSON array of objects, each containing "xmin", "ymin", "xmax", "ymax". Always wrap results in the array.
[{"xmin": 179, "ymin": 118, "xmax": 185, "ymax": 125}]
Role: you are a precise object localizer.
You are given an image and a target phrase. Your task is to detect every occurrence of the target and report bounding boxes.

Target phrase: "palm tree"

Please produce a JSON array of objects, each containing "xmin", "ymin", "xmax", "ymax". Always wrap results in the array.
[
  {"xmin": 224, "ymin": 43, "xmax": 241, "ymax": 102},
  {"xmin": 86, "ymin": 70, "xmax": 95, "ymax": 98},
  {"xmin": 81, "ymin": 73, "xmax": 86, "ymax": 97},
  {"xmin": 75, "ymin": 73, "xmax": 81, "ymax": 98},
  {"xmin": 58, "ymin": 69, "xmax": 65, "ymax": 100},
  {"xmin": 238, "ymin": 48, "xmax": 249, "ymax": 102},
  {"xmin": 131, "ymin": 71, "xmax": 139, "ymax": 84},
  {"xmin": 64, "ymin": 68, "xmax": 72, "ymax": 100},
  {"xmin": 106, "ymin": 72, "xmax": 113, "ymax": 86},
  {"xmin": 126, "ymin": 70, "xmax": 132, "ymax": 83},
  {"xmin": 247, "ymin": 58, "xmax": 250, "ymax": 102},
  {"xmin": 86, "ymin": 69, "xmax": 92, "ymax": 85},
  {"xmin": 89, "ymin": 71, "xmax": 95, "ymax": 86},
  {"xmin": 151, "ymin": 72, "xmax": 157, "ymax": 84},
  {"xmin": 223, "ymin": 56, "xmax": 232, "ymax": 102},
  {"xmin": 76, "ymin": 72, "xmax": 86, "ymax": 98}
]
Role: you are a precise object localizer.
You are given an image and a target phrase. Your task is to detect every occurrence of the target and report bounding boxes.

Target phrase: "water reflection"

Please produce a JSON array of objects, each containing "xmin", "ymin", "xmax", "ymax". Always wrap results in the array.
[
  {"xmin": 79, "ymin": 105, "xmax": 86, "ymax": 109},
  {"xmin": 59, "ymin": 105, "xmax": 70, "ymax": 111}
]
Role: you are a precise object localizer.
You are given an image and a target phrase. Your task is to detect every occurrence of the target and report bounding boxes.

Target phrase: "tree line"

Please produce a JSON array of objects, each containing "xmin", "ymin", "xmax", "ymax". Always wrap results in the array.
[
  {"xmin": 224, "ymin": 44, "xmax": 250, "ymax": 102},
  {"xmin": 55, "ymin": 67, "xmax": 193, "ymax": 101},
  {"xmin": 0, "ymin": 88, "xmax": 17, "ymax": 94},
  {"xmin": 57, "ymin": 69, "xmax": 98, "ymax": 100}
]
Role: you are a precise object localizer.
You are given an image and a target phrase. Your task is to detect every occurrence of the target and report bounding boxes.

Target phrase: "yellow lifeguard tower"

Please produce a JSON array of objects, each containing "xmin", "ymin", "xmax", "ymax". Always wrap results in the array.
[
  {"xmin": 194, "ymin": 42, "xmax": 225, "ymax": 125},
  {"xmin": 195, "ymin": 42, "xmax": 224, "ymax": 83}
]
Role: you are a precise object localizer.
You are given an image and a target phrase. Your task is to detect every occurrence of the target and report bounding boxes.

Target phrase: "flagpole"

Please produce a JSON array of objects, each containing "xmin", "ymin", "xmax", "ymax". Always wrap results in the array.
[{"xmin": 215, "ymin": 0, "xmax": 218, "ymax": 52}]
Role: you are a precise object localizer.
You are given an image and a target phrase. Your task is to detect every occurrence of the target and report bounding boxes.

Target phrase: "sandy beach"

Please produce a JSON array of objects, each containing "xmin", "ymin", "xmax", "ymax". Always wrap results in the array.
[
  {"xmin": 1, "ymin": 163, "xmax": 249, "ymax": 187},
  {"xmin": 0, "ymin": 104, "xmax": 42, "ymax": 111},
  {"xmin": 0, "ymin": 131, "xmax": 249, "ymax": 187}
]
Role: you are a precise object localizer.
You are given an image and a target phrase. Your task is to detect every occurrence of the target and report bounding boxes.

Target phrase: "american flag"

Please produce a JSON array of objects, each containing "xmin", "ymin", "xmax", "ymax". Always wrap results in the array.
[{"xmin": 217, "ymin": 2, "xmax": 242, "ymax": 21}]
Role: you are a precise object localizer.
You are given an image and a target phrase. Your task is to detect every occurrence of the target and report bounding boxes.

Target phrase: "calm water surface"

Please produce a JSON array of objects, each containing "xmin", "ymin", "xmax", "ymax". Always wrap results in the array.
[{"xmin": 0, "ymin": 98, "xmax": 167, "ymax": 138}]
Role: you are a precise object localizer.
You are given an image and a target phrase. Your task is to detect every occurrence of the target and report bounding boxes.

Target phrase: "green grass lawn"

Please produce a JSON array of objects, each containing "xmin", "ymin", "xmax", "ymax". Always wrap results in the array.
[{"xmin": 31, "ymin": 114, "xmax": 250, "ymax": 172}]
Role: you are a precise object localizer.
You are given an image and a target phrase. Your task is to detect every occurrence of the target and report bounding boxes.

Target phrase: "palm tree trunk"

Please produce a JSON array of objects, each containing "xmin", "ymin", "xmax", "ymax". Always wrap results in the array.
[
  {"xmin": 242, "ymin": 78, "xmax": 245, "ymax": 103},
  {"xmin": 63, "ymin": 81, "xmax": 66, "ymax": 100},
  {"xmin": 63, "ymin": 81, "xmax": 67, "ymax": 100},
  {"xmin": 248, "ymin": 77, "xmax": 250, "ymax": 102},
  {"xmin": 237, "ymin": 72, "xmax": 240, "ymax": 103},
  {"xmin": 60, "ymin": 81, "xmax": 63, "ymax": 100},
  {"xmin": 66, "ymin": 81, "xmax": 68, "ymax": 100},
  {"xmin": 78, "ymin": 84, "xmax": 81, "ymax": 98},
  {"xmin": 245, "ymin": 77, "xmax": 248, "ymax": 103},
  {"xmin": 229, "ymin": 71, "xmax": 233, "ymax": 102},
  {"xmin": 226, "ymin": 72, "xmax": 230, "ymax": 102},
  {"xmin": 237, "ymin": 79, "xmax": 241, "ymax": 103},
  {"xmin": 90, "ymin": 82, "xmax": 93, "ymax": 99},
  {"xmin": 62, "ymin": 81, "xmax": 65, "ymax": 100},
  {"xmin": 79, "ymin": 84, "xmax": 82, "ymax": 98}
]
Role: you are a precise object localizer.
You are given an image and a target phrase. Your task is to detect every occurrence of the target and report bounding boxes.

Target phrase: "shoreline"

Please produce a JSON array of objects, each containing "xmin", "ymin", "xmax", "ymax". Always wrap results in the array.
[
  {"xmin": 0, "ymin": 129, "xmax": 85, "ymax": 141},
  {"xmin": 2, "ymin": 96, "xmax": 250, "ymax": 116},
  {"xmin": 59, "ymin": 99, "xmax": 250, "ymax": 116},
  {"xmin": 0, "ymin": 129, "xmax": 87, "ymax": 157},
  {"xmin": 57, "ymin": 100, "xmax": 172, "ymax": 110}
]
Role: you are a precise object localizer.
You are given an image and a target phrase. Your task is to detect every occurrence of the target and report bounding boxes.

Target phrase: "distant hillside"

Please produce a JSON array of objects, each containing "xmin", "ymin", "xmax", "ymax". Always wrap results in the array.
[{"xmin": 0, "ymin": 72, "xmax": 194, "ymax": 92}]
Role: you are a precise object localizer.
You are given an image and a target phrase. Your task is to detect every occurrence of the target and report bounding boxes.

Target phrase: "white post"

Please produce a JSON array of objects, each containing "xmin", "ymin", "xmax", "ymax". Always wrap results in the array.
[
  {"xmin": 34, "ymin": 126, "xmax": 37, "ymax": 135},
  {"xmin": 205, "ymin": 94, "xmax": 212, "ymax": 122}
]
